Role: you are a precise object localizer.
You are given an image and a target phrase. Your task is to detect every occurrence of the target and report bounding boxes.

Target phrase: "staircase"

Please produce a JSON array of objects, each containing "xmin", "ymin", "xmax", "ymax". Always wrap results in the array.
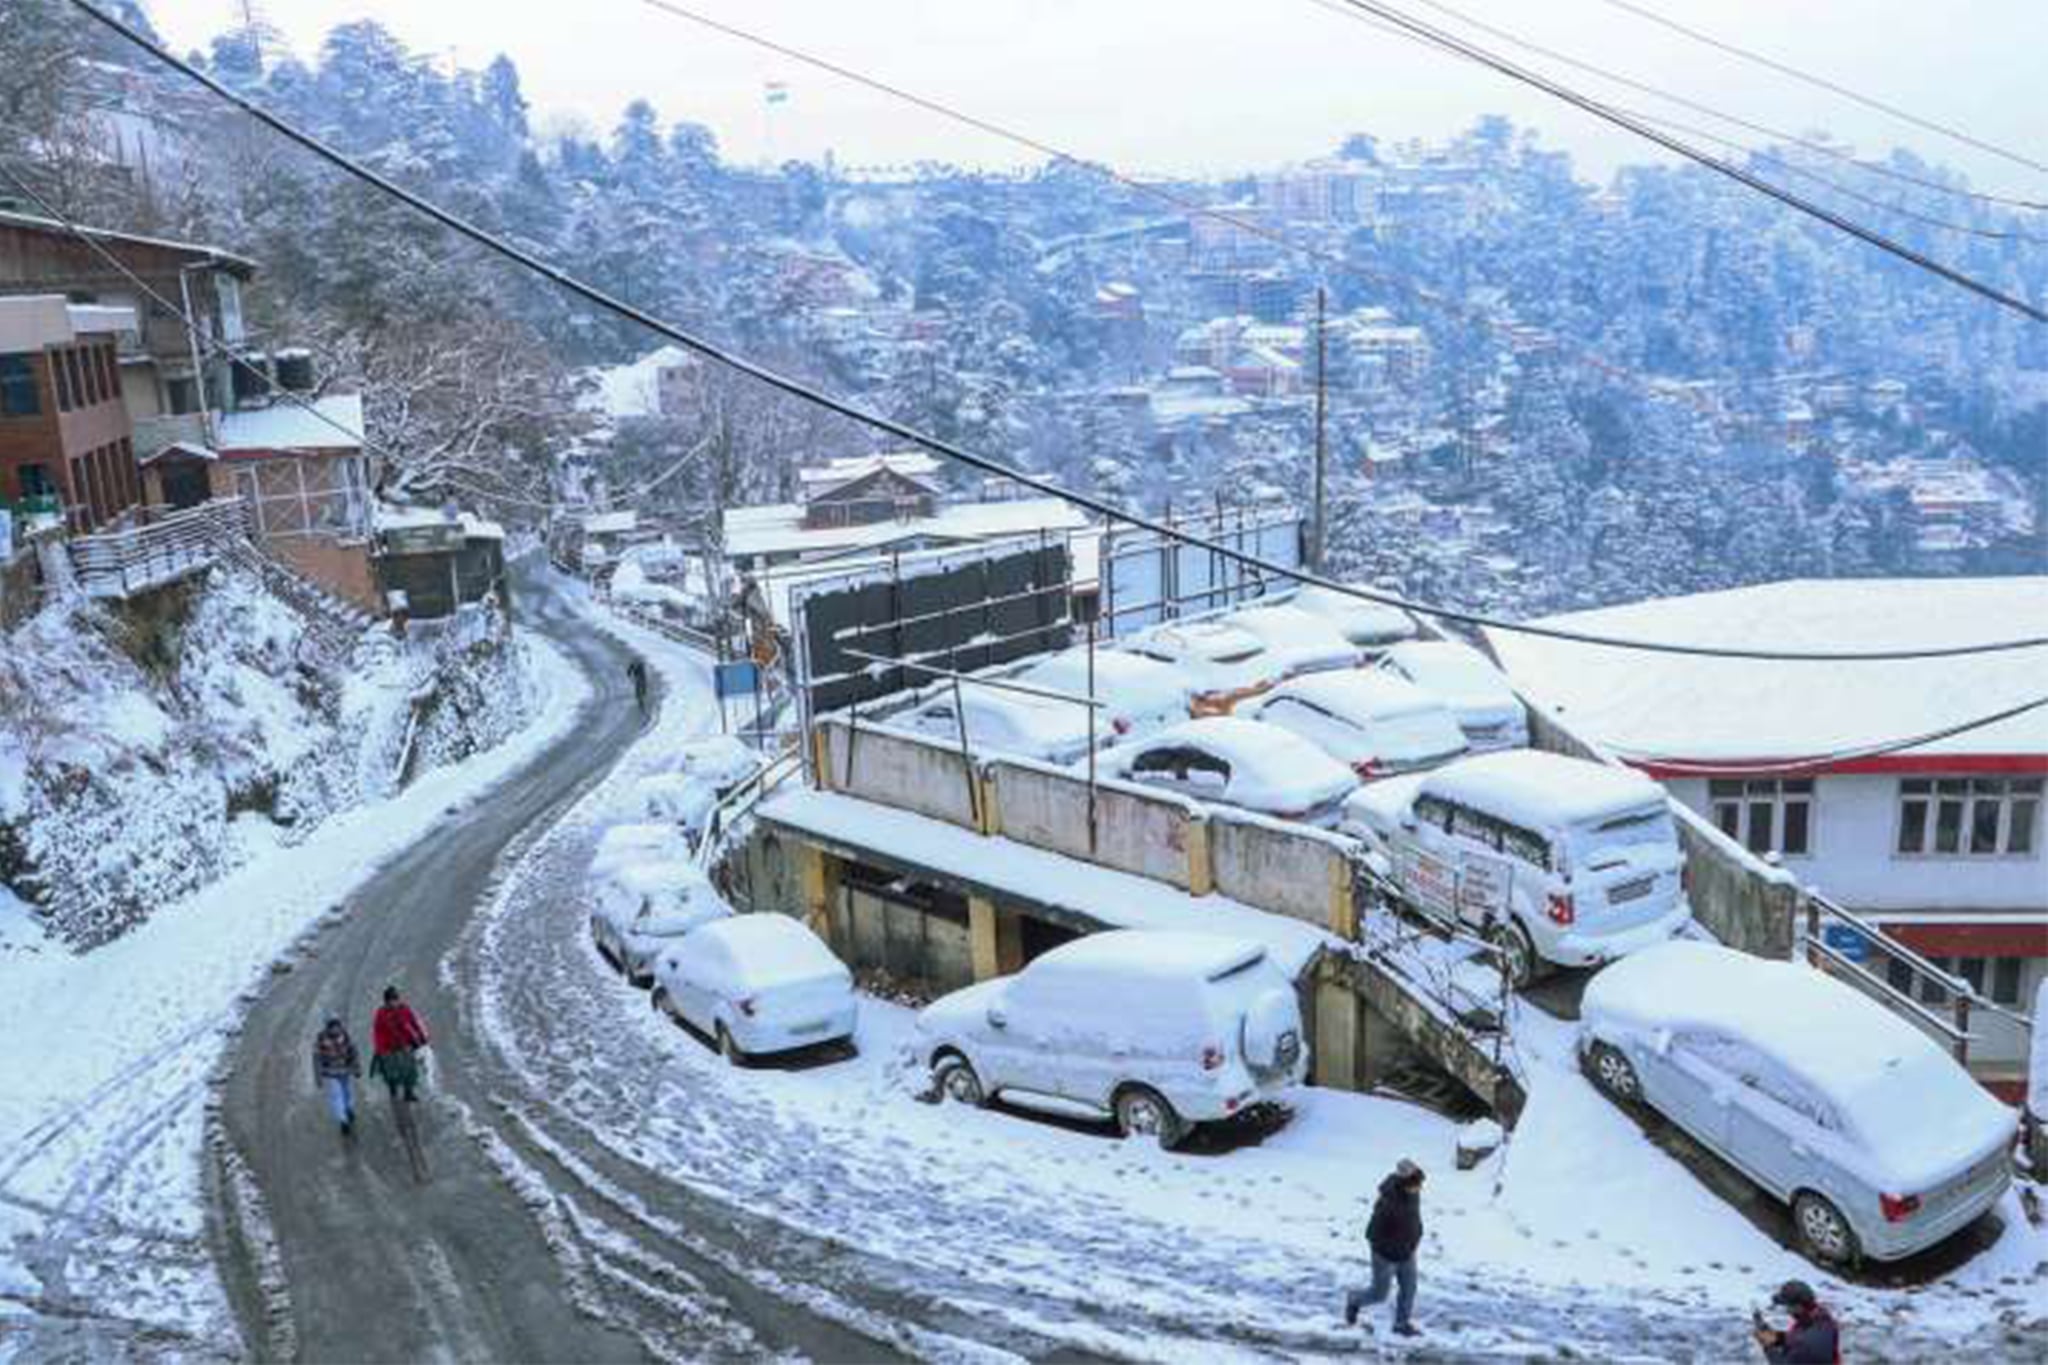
[{"xmin": 219, "ymin": 536, "xmax": 385, "ymax": 666}]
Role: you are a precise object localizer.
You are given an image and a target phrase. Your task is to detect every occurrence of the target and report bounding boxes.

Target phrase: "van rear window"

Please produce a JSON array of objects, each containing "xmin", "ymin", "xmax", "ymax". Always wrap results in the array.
[{"xmin": 1207, "ymin": 954, "xmax": 1265, "ymax": 983}]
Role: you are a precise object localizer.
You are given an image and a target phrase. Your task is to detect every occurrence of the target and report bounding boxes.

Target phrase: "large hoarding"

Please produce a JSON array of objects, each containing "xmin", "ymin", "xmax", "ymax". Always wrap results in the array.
[{"xmin": 1098, "ymin": 504, "xmax": 1303, "ymax": 636}]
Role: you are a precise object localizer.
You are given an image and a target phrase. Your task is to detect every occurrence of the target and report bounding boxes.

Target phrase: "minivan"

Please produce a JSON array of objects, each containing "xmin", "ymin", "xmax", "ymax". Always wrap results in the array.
[{"xmin": 916, "ymin": 930, "xmax": 1309, "ymax": 1148}]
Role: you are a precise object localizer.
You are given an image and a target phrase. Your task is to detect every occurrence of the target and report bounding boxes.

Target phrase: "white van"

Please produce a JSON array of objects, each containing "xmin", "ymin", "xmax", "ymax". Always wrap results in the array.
[
  {"xmin": 916, "ymin": 930, "xmax": 1308, "ymax": 1148},
  {"xmin": 1342, "ymin": 750, "xmax": 1691, "ymax": 985}
]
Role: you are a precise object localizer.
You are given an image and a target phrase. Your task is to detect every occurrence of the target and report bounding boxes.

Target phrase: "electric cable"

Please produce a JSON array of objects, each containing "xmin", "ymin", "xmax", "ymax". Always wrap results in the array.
[
  {"xmin": 1603, "ymin": 693, "xmax": 2048, "ymax": 777},
  {"xmin": 66, "ymin": 0, "xmax": 2048, "ymax": 662},
  {"xmin": 1588, "ymin": 0, "xmax": 2047, "ymax": 176},
  {"xmin": 1318, "ymin": 0, "xmax": 2047, "ymax": 320}
]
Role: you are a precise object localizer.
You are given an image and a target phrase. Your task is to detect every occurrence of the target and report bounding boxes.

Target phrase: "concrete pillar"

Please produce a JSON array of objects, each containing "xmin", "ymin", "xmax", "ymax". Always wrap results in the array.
[
  {"xmin": 1186, "ymin": 814, "xmax": 1214, "ymax": 897},
  {"xmin": 968, "ymin": 896, "xmax": 1022, "ymax": 980},
  {"xmin": 795, "ymin": 842, "xmax": 840, "ymax": 948},
  {"xmin": 977, "ymin": 768, "xmax": 1001, "ymax": 837},
  {"xmin": 1312, "ymin": 970, "xmax": 1361, "ymax": 1091},
  {"xmin": 811, "ymin": 725, "xmax": 833, "ymax": 791},
  {"xmin": 1329, "ymin": 855, "xmax": 1358, "ymax": 940}
]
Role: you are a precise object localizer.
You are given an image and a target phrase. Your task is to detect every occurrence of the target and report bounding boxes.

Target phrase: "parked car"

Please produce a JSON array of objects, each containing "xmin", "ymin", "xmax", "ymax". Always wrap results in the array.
[
  {"xmin": 1245, "ymin": 671, "xmax": 1469, "ymax": 781},
  {"xmin": 589, "ymin": 858, "xmax": 731, "ymax": 986},
  {"xmin": 1095, "ymin": 717, "xmax": 1357, "ymax": 826},
  {"xmin": 1284, "ymin": 584, "xmax": 1419, "ymax": 654},
  {"xmin": 893, "ymin": 680, "xmax": 1093, "ymax": 763},
  {"xmin": 1341, "ymin": 750, "xmax": 1690, "ymax": 985},
  {"xmin": 652, "ymin": 914, "xmax": 857, "ymax": 1062},
  {"xmin": 634, "ymin": 735, "xmax": 763, "ymax": 836},
  {"xmin": 1579, "ymin": 940, "xmax": 2016, "ymax": 1267},
  {"xmin": 590, "ymin": 822, "xmax": 693, "ymax": 880},
  {"xmin": 1123, "ymin": 619, "xmax": 1278, "ymax": 715},
  {"xmin": 1011, "ymin": 647, "xmax": 1193, "ymax": 741},
  {"xmin": 1376, "ymin": 640, "xmax": 1528, "ymax": 751},
  {"xmin": 1223, "ymin": 603, "xmax": 1361, "ymax": 677},
  {"xmin": 917, "ymin": 930, "xmax": 1308, "ymax": 1148}
]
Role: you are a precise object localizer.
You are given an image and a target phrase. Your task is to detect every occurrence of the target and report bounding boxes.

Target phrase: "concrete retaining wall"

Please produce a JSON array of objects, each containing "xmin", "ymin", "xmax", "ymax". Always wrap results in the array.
[
  {"xmin": 1209, "ymin": 809, "xmax": 1353, "ymax": 929},
  {"xmin": 817, "ymin": 718, "xmax": 982, "ymax": 830},
  {"xmin": 985, "ymin": 759, "xmax": 1196, "ymax": 891}
]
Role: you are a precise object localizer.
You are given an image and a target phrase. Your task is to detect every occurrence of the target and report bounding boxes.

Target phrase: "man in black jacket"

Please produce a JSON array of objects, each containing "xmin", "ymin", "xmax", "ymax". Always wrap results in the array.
[
  {"xmin": 1755, "ymin": 1280, "xmax": 1840, "ymax": 1364},
  {"xmin": 1344, "ymin": 1159, "xmax": 1425, "ymax": 1337}
]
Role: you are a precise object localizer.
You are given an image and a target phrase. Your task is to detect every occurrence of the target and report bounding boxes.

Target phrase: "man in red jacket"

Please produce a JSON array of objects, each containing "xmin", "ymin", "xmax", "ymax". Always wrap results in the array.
[{"xmin": 369, "ymin": 985, "xmax": 430, "ymax": 1103}]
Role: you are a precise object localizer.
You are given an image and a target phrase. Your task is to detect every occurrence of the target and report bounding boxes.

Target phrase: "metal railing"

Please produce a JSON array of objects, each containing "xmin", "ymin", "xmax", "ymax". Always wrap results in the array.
[
  {"xmin": 68, "ymin": 498, "xmax": 250, "ymax": 599},
  {"xmin": 691, "ymin": 746, "xmax": 801, "ymax": 869},
  {"xmin": 1800, "ymin": 892, "xmax": 2033, "ymax": 1068}
]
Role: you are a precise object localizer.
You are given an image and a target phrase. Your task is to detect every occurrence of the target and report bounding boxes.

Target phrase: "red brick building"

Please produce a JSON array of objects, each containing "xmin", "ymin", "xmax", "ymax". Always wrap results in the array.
[{"xmin": 0, "ymin": 295, "xmax": 140, "ymax": 532}]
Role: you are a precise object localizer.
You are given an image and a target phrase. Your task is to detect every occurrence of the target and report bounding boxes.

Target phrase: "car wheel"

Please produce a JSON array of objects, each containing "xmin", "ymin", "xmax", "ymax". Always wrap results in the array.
[
  {"xmin": 1114, "ymin": 1086, "xmax": 1186, "ymax": 1150},
  {"xmin": 1792, "ymin": 1191, "xmax": 1860, "ymax": 1267},
  {"xmin": 1489, "ymin": 918, "xmax": 1541, "ymax": 991},
  {"xmin": 1586, "ymin": 1042, "xmax": 1642, "ymax": 1104},
  {"xmin": 934, "ymin": 1054, "xmax": 985, "ymax": 1107},
  {"xmin": 650, "ymin": 984, "xmax": 672, "ymax": 1016},
  {"xmin": 716, "ymin": 1022, "xmax": 746, "ymax": 1066}
]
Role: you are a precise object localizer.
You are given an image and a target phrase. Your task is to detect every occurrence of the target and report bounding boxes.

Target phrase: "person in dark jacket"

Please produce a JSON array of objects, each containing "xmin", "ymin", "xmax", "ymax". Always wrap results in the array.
[
  {"xmin": 369, "ymin": 985, "xmax": 430, "ymax": 1103},
  {"xmin": 1755, "ymin": 1280, "xmax": 1841, "ymax": 1364},
  {"xmin": 311, "ymin": 1018, "xmax": 360, "ymax": 1136},
  {"xmin": 1344, "ymin": 1159, "xmax": 1425, "ymax": 1337}
]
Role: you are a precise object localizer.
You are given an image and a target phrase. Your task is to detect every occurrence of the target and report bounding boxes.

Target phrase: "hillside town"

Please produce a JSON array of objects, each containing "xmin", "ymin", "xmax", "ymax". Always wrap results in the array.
[{"xmin": 0, "ymin": 2, "xmax": 2044, "ymax": 1363}]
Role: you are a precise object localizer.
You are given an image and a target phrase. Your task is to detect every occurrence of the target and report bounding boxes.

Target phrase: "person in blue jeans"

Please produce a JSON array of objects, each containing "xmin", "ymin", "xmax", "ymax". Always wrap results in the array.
[
  {"xmin": 311, "ymin": 1018, "xmax": 361, "ymax": 1138},
  {"xmin": 1345, "ymin": 1159, "xmax": 1425, "ymax": 1337}
]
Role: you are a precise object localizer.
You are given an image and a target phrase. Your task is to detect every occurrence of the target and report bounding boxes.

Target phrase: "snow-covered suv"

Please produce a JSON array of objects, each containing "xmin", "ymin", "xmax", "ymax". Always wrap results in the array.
[{"xmin": 916, "ymin": 931, "xmax": 1308, "ymax": 1148}]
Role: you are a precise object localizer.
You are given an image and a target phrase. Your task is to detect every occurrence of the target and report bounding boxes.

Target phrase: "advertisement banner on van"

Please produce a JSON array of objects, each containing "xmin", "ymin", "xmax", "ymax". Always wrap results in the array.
[
  {"xmin": 1397, "ymin": 845, "xmax": 1457, "ymax": 918},
  {"xmin": 1457, "ymin": 852, "xmax": 1512, "ymax": 918}
]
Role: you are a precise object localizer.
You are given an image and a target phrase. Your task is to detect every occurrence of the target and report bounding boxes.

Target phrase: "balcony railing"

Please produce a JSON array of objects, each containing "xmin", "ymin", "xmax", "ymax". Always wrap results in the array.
[{"xmin": 68, "ymin": 498, "xmax": 251, "ymax": 600}]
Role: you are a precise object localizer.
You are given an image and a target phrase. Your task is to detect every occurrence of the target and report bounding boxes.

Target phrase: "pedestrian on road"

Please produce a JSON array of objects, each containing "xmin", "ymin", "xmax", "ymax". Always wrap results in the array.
[
  {"xmin": 369, "ymin": 985, "xmax": 430, "ymax": 1104},
  {"xmin": 1753, "ymin": 1279, "xmax": 1841, "ymax": 1364},
  {"xmin": 311, "ymin": 1018, "xmax": 360, "ymax": 1137},
  {"xmin": 1345, "ymin": 1158, "xmax": 1425, "ymax": 1338},
  {"xmin": 625, "ymin": 657, "xmax": 650, "ymax": 717}
]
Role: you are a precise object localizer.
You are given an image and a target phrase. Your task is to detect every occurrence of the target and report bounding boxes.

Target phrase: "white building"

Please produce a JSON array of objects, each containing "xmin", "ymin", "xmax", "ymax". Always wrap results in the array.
[{"xmin": 1488, "ymin": 578, "xmax": 2047, "ymax": 1090}]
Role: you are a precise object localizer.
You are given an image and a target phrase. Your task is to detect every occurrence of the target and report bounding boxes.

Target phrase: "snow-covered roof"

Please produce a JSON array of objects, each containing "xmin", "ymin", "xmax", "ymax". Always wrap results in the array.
[
  {"xmin": 1422, "ymin": 750, "xmax": 1665, "ymax": 829},
  {"xmin": 373, "ymin": 502, "xmax": 504, "ymax": 542},
  {"xmin": 796, "ymin": 451, "xmax": 942, "ymax": 499},
  {"xmin": 0, "ymin": 210, "xmax": 257, "ymax": 274},
  {"xmin": 1031, "ymin": 930, "xmax": 1267, "ymax": 982},
  {"xmin": 215, "ymin": 395, "xmax": 364, "ymax": 453},
  {"xmin": 757, "ymin": 787, "xmax": 1334, "ymax": 974},
  {"xmin": 1224, "ymin": 604, "xmax": 1358, "ymax": 670},
  {"xmin": 583, "ymin": 344, "xmax": 696, "ymax": 420},
  {"xmin": 1484, "ymin": 578, "xmax": 2048, "ymax": 764},
  {"xmin": 723, "ymin": 496, "xmax": 1090, "ymax": 560},
  {"xmin": 582, "ymin": 510, "xmax": 638, "ymax": 535}
]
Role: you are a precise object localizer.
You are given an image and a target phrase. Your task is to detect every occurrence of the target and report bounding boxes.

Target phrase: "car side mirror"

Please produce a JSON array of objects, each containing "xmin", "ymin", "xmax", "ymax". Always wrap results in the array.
[{"xmin": 987, "ymin": 1007, "xmax": 1008, "ymax": 1030}]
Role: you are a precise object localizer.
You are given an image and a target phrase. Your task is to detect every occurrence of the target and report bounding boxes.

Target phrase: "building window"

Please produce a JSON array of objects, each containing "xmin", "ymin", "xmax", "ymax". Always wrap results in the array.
[
  {"xmin": 1710, "ymin": 777, "xmax": 1813, "ymax": 857},
  {"xmin": 1892, "ymin": 954, "xmax": 2028, "ymax": 1007},
  {"xmin": 1897, "ymin": 777, "xmax": 2042, "ymax": 856},
  {"xmin": 0, "ymin": 356, "xmax": 39, "ymax": 417}
]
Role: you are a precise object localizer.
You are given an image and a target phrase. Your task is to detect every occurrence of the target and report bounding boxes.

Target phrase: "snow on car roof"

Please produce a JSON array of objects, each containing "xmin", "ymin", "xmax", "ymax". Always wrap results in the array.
[
  {"xmin": 697, "ymin": 913, "xmax": 841, "ymax": 982},
  {"xmin": 1422, "ymin": 750, "xmax": 1664, "ymax": 828},
  {"xmin": 1262, "ymin": 670, "xmax": 1443, "ymax": 721},
  {"xmin": 1226, "ymin": 604, "xmax": 1354, "ymax": 654},
  {"xmin": 1141, "ymin": 716, "xmax": 1329, "ymax": 775},
  {"xmin": 1129, "ymin": 619, "xmax": 1264, "ymax": 661},
  {"xmin": 1382, "ymin": 640, "xmax": 1509, "ymax": 691},
  {"xmin": 1583, "ymin": 942, "xmax": 2008, "ymax": 1159},
  {"xmin": 1286, "ymin": 584, "xmax": 1416, "ymax": 633},
  {"xmin": 610, "ymin": 859, "xmax": 708, "ymax": 894},
  {"xmin": 1033, "ymin": 929, "xmax": 1266, "ymax": 981}
]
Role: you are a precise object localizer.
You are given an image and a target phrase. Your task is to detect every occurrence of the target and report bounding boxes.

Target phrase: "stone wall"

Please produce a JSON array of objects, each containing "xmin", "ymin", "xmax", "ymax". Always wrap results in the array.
[{"xmin": 1208, "ymin": 808, "xmax": 1355, "ymax": 930}]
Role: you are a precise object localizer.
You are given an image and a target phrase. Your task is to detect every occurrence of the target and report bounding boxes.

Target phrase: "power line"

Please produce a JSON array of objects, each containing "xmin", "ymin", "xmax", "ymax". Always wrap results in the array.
[
  {"xmin": 1606, "ymin": 693, "xmax": 2048, "ymax": 777},
  {"xmin": 1588, "ymin": 0, "xmax": 2047, "ymax": 177},
  {"xmin": 1312, "ymin": 0, "xmax": 2048, "ymax": 212},
  {"xmin": 66, "ymin": 0, "xmax": 2048, "ymax": 664},
  {"xmin": 1319, "ymin": 0, "xmax": 2048, "ymax": 320}
]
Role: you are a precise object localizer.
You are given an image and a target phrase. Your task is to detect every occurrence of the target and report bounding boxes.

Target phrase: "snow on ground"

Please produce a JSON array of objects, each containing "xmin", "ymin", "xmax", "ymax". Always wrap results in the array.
[
  {"xmin": 476, "ymin": 605, "xmax": 2048, "ymax": 1360},
  {"xmin": 0, "ymin": 631, "xmax": 588, "ymax": 1356}
]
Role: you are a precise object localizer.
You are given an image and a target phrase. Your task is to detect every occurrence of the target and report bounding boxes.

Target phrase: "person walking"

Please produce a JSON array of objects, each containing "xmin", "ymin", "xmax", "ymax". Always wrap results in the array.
[
  {"xmin": 1754, "ymin": 1280, "xmax": 1841, "ymax": 1364},
  {"xmin": 1345, "ymin": 1158, "xmax": 1425, "ymax": 1337},
  {"xmin": 625, "ymin": 657, "xmax": 650, "ymax": 717},
  {"xmin": 369, "ymin": 985, "xmax": 430, "ymax": 1104},
  {"xmin": 310, "ymin": 1017, "xmax": 360, "ymax": 1137}
]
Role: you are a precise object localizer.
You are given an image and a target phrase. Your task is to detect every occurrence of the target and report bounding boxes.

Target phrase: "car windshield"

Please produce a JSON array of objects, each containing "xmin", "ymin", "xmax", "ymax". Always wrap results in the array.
[
  {"xmin": 1569, "ymin": 806, "xmax": 1675, "ymax": 864},
  {"xmin": 1372, "ymin": 709, "xmax": 1464, "ymax": 761}
]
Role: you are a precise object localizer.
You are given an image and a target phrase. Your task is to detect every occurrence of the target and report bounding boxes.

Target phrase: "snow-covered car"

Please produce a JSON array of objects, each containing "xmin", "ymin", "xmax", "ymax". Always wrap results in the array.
[
  {"xmin": 590, "ymin": 821, "xmax": 693, "ymax": 880},
  {"xmin": 1579, "ymin": 940, "xmax": 2016, "ymax": 1267},
  {"xmin": 1222, "ymin": 603, "xmax": 1361, "ymax": 678},
  {"xmin": 1095, "ymin": 717, "xmax": 1357, "ymax": 826},
  {"xmin": 1122, "ymin": 620, "xmax": 1279, "ymax": 715},
  {"xmin": 1284, "ymin": 584, "xmax": 1419, "ymax": 654},
  {"xmin": 891, "ymin": 682, "xmax": 1094, "ymax": 764},
  {"xmin": 633, "ymin": 735, "xmax": 763, "ymax": 835},
  {"xmin": 652, "ymin": 914, "xmax": 857, "ymax": 1062},
  {"xmin": 1342, "ymin": 750, "xmax": 1690, "ymax": 985},
  {"xmin": 917, "ymin": 930, "xmax": 1308, "ymax": 1148},
  {"xmin": 589, "ymin": 858, "xmax": 731, "ymax": 986},
  {"xmin": 1376, "ymin": 640, "xmax": 1528, "ymax": 751},
  {"xmin": 1245, "ymin": 671, "xmax": 1469, "ymax": 781},
  {"xmin": 1011, "ymin": 647, "xmax": 1193, "ymax": 742}
]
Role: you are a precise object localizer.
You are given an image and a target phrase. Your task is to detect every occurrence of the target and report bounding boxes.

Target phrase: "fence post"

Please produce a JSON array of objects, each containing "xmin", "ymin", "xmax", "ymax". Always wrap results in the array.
[
  {"xmin": 1803, "ymin": 897, "xmax": 1821, "ymax": 969},
  {"xmin": 1952, "ymin": 995, "xmax": 1971, "ymax": 1068}
]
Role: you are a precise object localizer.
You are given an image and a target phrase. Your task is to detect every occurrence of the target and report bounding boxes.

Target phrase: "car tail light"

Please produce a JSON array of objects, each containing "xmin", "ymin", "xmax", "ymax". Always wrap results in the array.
[
  {"xmin": 1880, "ymin": 1192, "xmax": 1921, "ymax": 1223},
  {"xmin": 738, "ymin": 996, "xmax": 758, "ymax": 1018},
  {"xmin": 1201, "ymin": 1044, "xmax": 1225, "ymax": 1071},
  {"xmin": 1351, "ymin": 758, "xmax": 1381, "ymax": 780},
  {"xmin": 1680, "ymin": 863, "xmax": 1692, "ymax": 895},
  {"xmin": 1547, "ymin": 892, "xmax": 1575, "ymax": 926}
]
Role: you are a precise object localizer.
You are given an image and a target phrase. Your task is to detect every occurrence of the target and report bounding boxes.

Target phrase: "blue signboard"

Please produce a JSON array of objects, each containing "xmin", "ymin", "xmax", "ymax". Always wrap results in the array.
[
  {"xmin": 713, "ymin": 660, "xmax": 760, "ymax": 700},
  {"xmin": 1821, "ymin": 923, "xmax": 1870, "ymax": 962}
]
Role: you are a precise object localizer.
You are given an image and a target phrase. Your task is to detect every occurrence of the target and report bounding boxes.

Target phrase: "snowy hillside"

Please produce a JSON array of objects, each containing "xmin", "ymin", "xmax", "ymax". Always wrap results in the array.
[{"xmin": 0, "ymin": 568, "xmax": 543, "ymax": 948}]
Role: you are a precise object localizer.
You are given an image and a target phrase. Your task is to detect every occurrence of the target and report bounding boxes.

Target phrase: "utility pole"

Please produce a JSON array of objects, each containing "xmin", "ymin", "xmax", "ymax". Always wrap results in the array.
[{"xmin": 1311, "ymin": 285, "xmax": 1328, "ymax": 572}]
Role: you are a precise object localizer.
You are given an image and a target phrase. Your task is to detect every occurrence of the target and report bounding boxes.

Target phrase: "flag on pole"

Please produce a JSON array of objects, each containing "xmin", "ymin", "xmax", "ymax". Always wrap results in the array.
[{"xmin": 764, "ymin": 80, "xmax": 789, "ymax": 106}]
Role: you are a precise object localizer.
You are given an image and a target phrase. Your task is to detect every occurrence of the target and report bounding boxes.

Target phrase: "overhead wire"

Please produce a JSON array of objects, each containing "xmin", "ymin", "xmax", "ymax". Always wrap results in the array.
[
  {"xmin": 1317, "ymin": 0, "xmax": 2048, "ymax": 320},
  {"xmin": 1312, "ymin": 0, "xmax": 2048, "ymax": 212},
  {"xmin": 63, "ymin": 0, "xmax": 2048, "ymax": 662},
  {"xmin": 1604, "ymin": 693, "xmax": 2048, "ymax": 777},
  {"xmin": 1587, "ymin": 0, "xmax": 2048, "ymax": 177}
]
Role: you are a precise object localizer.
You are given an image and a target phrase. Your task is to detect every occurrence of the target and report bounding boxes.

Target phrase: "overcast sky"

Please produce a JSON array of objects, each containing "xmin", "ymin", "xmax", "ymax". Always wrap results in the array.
[{"xmin": 143, "ymin": 1, "xmax": 2044, "ymax": 192}]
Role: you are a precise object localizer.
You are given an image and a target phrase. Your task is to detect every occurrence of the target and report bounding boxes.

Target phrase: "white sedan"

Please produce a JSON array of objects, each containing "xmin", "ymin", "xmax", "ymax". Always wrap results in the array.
[
  {"xmin": 590, "ymin": 858, "xmax": 732, "ymax": 985},
  {"xmin": 1284, "ymin": 584, "xmax": 1419, "ymax": 653},
  {"xmin": 653, "ymin": 914, "xmax": 858, "ymax": 1062},
  {"xmin": 1224, "ymin": 603, "xmax": 1361, "ymax": 677},
  {"xmin": 1377, "ymin": 640, "xmax": 1528, "ymax": 751},
  {"xmin": 892, "ymin": 681, "xmax": 1094, "ymax": 764},
  {"xmin": 1011, "ymin": 647, "xmax": 1193, "ymax": 742},
  {"xmin": 1245, "ymin": 671, "xmax": 1468, "ymax": 780},
  {"xmin": 1123, "ymin": 620, "xmax": 1278, "ymax": 714},
  {"xmin": 1094, "ymin": 716, "xmax": 1357, "ymax": 825}
]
